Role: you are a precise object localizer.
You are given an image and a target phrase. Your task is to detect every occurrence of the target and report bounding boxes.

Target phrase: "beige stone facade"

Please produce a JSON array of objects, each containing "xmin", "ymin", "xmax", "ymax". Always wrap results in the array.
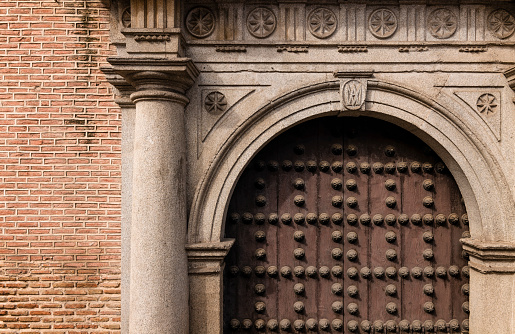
[{"xmin": 105, "ymin": 1, "xmax": 515, "ymax": 333}]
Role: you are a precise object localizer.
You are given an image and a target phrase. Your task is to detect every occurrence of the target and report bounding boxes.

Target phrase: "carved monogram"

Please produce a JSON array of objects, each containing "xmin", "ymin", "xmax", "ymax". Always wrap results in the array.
[{"xmin": 340, "ymin": 80, "xmax": 367, "ymax": 111}]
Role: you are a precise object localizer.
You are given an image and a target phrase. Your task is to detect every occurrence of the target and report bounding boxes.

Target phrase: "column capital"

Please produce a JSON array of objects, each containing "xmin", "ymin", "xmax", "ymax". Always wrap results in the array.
[
  {"xmin": 106, "ymin": 57, "xmax": 199, "ymax": 95},
  {"xmin": 461, "ymin": 238, "xmax": 515, "ymax": 273},
  {"xmin": 186, "ymin": 239, "xmax": 235, "ymax": 275}
]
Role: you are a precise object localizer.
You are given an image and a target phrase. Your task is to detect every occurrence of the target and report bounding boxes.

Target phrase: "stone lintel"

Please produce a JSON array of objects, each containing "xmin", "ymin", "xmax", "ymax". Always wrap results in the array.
[
  {"xmin": 186, "ymin": 239, "xmax": 235, "ymax": 275},
  {"xmin": 461, "ymin": 238, "xmax": 515, "ymax": 273},
  {"xmin": 107, "ymin": 57, "xmax": 199, "ymax": 94}
]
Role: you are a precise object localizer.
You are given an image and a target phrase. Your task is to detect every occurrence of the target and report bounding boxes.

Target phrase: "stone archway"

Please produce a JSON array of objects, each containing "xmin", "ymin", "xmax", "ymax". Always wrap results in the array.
[{"xmin": 186, "ymin": 78, "xmax": 515, "ymax": 334}]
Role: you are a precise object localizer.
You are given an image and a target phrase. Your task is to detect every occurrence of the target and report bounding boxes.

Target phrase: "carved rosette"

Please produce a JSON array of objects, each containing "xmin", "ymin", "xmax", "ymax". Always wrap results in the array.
[
  {"xmin": 427, "ymin": 8, "xmax": 458, "ymax": 39},
  {"xmin": 308, "ymin": 8, "xmax": 337, "ymax": 39},
  {"xmin": 488, "ymin": 9, "xmax": 515, "ymax": 39},
  {"xmin": 476, "ymin": 93, "xmax": 498, "ymax": 115},
  {"xmin": 368, "ymin": 8, "xmax": 398, "ymax": 39},
  {"xmin": 247, "ymin": 7, "xmax": 277, "ymax": 38},
  {"xmin": 186, "ymin": 7, "xmax": 215, "ymax": 38},
  {"xmin": 204, "ymin": 91, "xmax": 227, "ymax": 114}
]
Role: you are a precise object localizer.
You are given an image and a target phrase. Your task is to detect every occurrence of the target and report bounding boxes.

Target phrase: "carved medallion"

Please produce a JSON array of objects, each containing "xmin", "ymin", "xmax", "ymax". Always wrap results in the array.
[
  {"xmin": 368, "ymin": 8, "xmax": 398, "ymax": 39},
  {"xmin": 428, "ymin": 8, "xmax": 458, "ymax": 39},
  {"xmin": 247, "ymin": 7, "xmax": 276, "ymax": 38},
  {"xmin": 476, "ymin": 93, "xmax": 498, "ymax": 115},
  {"xmin": 308, "ymin": 8, "xmax": 337, "ymax": 39},
  {"xmin": 121, "ymin": 7, "xmax": 131, "ymax": 28},
  {"xmin": 340, "ymin": 80, "xmax": 367, "ymax": 111},
  {"xmin": 186, "ymin": 7, "xmax": 215, "ymax": 38},
  {"xmin": 204, "ymin": 91, "xmax": 227, "ymax": 114},
  {"xmin": 488, "ymin": 9, "xmax": 515, "ymax": 39}
]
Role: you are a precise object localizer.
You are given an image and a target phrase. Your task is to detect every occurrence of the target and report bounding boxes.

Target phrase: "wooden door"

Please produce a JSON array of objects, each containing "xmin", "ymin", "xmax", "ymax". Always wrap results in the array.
[{"xmin": 223, "ymin": 117, "xmax": 470, "ymax": 333}]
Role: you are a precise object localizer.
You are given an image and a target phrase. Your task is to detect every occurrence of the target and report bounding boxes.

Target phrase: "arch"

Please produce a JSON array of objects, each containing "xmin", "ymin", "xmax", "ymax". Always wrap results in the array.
[{"xmin": 188, "ymin": 78, "xmax": 515, "ymax": 244}]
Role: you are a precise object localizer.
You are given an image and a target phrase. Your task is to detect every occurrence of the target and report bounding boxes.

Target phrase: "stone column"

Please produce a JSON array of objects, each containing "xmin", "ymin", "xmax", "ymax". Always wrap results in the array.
[{"xmin": 108, "ymin": 59, "xmax": 199, "ymax": 334}]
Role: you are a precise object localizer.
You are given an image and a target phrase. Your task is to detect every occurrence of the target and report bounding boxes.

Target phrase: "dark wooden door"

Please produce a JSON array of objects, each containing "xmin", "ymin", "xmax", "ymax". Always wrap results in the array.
[{"xmin": 223, "ymin": 117, "xmax": 470, "ymax": 333}]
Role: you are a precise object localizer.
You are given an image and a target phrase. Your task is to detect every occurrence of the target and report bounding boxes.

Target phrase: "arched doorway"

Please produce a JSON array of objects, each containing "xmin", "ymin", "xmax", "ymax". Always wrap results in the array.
[{"xmin": 223, "ymin": 116, "xmax": 470, "ymax": 333}]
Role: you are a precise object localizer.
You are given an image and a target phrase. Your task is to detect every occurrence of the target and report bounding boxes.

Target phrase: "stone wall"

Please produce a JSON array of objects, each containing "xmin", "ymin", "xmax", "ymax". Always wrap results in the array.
[{"xmin": 0, "ymin": 1, "xmax": 121, "ymax": 332}]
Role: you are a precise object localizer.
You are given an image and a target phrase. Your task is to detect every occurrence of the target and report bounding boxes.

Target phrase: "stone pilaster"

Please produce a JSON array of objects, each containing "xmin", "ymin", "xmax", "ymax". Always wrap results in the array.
[
  {"xmin": 107, "ymin": 58, "xmax": 199, "ymax": 334},
  {"xmin": 462, "ymin": 238, "xmax": 515, "ymax": 333}
]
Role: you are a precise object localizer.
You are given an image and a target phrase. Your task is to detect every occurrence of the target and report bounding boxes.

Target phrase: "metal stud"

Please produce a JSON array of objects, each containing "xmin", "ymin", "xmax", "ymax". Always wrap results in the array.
[
  {"xmin": 306, "ymin": 160, "xmax": 317, "ymax": 172},
  {"xmin": 435, "ymin": 162, "xmax": 447, "ymax": 173},
  {"xmin": 385, "ymin": 196, "xmax": 397, "ymax": 208},
  {"xmin": 462, "ymin": 301, "xmax": 469, "ymax": 314},
  {"xmin": 461, "ymin": 283, "xmax": 470, "ymax": 296},
  {"xmin": 448, "ymin": 265, "xmax": 460, "ymax": 277},
  {"xmin": 331, "ymin": 178, "xmax": 343, "ymax": 190},
  {"xmin": 294, "ymin": 213, "xmax": 305, "ymax": 224},
  {"xmin": 332, "ymin": 248, "xmax": 343, "ymax": 260},
  {"xmin": 385, "ymin": 179, "xmax": 396, "ymax": 191},
  {"xmin": 422, "ymin": 196, "xmax": 434, "ymax": 208},
  {"xmin": 347, "ymin": 285, "xmax": 359, "ymax": 297},
  {"xmin": 267, "ymin": 266, "xmax": 278, "ymax": 278},
  {"xmin": 462, "ymin": 250, "xmax": 469, "ymax": 260},
  {"xmin": 412, "ymin": 320, "xmax": 422, "ymax": 333},
  {"xmin": 411, "ymin": 161, "xmax": 422, "ymax": 173},
  {"xmin": 255, "ymin": 213, "xmax": 266, "ymax": 225},
  {"xmin": 360, "ymin": 162, "xmax": 371, "ymax": 174},
  {"xmin": 280, "ymin": 266, "xmax": 292, "ymax": 277},
  {"xmin": 255, "ymin": 266, "xmax": 266, "ymax": 277},
  {"xmin": 242, "ymin": 318, "xmax": 253, "ymax": 330},
  {"xmin": 332, "ymin": 195, "xmax": 343, "ymax": 207},
  {"xmin": 255, "ymin": 284, "xmax": 266, "ymax": 295},
  {"xmin": 374, "ymin": 320, "xmax": 385, "ymax": 332},
  {"xmin": 347, "ymin": 267, "xmax": 359, "ymax": 279},
  {"xmin": 399, "ymin": 267, "xmax": 410, "ymax": 278},
  {"xmin": 448, "ymin": 213, "xmax": 459, "ymax": 225},
  {"xmin": 293, "ymin": 248, "xmax": 305, "ymax": 259},
  {"xmin": 332, "ymin": 265, "xmax": 343, "ymax": 277},
  {"xmin": 449, "ymin": 319, "xmax": 460, "ymax": 331},
  {"xmin": 422, "ymin": 162, "xmax": 434, "ymax": 173},
  {"xmin": 306, "ymin": 213, "xmax": 317, "ymax": 225},
  {"xmin": 319, "ymin": 266, "xmax": 330, "ymax": 278},
  {"xmin": 423, "ymin": 179, "xmax": 434, "ymax": 191},
  {"xmin": 385, "ymin": 162, "xmax": 396, "ymax": 174},
  {"xmin": 423, "ymin": 231, "xmax": 434, "ymax": 243},
  {"xmin": 293, "ymin": 320, "xmax": 305, "ymax": 331},
  {"xmin": 268, "ymin": 213, "xmax": 279, "ymax": 225},
  {"xmin": 411, "ymin": 267, "xmax": 423, "ymax": 278},
  {"xmin": 361, "ymin": 267, "xmax": 372, "ymax": 279},
  {"xmin": 397, "ymin": 162, "xmax": 408, "ymax": 173},
  {"xmin": 386, "ymin": 267, "xmax": 397, "ymax": 278},
  {"xmin": 294, "ymin": 144, "xmax": 305, "ymax": 155},
  {"xmin": 242, "ymin": 212, "xmax": 253, "ymax": 224},
  {"xmin": 346, "ymin": 179, "xmax": 357, "ymax": 190},
  {"xmin": 346, "ymin": 232, "xmax": 357, "ymax": 244},
  {"xmin": 319, "ymin": 319, "xmax": 330, "ymax": 331},
  {"xmin": 385, "ymin": 214, "xmax": 396, "ymax": 226},
  {"xmin": 319, "ymin": 161, "xmax": 330, "ymax": 172},
  {"xmin": 347, "ymin": 302, "xmax": 359, "ymax": 315},
  {"xmin": 462, "ymin": 319, "xmax": 469, "ymax": 331},
  {"xmin": 331, "ymin": 283, "xmax": 343, "ymax": 295},
  {"xmin": 385, "ymin": 145, "xmax": 395, "ymax": 157},
  {"xmin": 436, "ymin": 266, "xmax": 447, "ymax": 278},
  {"xmin": 423, "ymin": 301, "xmax": 435, "ymax": 313},
  {"xmin": 229, "ymin": 266, "xmax": 239, "ymax": 277},
  {"xmin": 306, "ymin": 266, "xmax": 317, "ymax": 278},
  {"xmin": 294, "ymin": 266, "xmax": 305, "ymax": 277},
  {"xmin": 293, "ymin": 301, "xmax": 305, "ymax": 313},
  {"xmin": 347, "ymin": 213, "xmax": 358, "ymax": 225},
  {"xmin": 346, "ymin": 162, "xmax": 358, "ymax": 173},
  {"xmin": 348, "ymin": 320, "xmax": 359, "ymax": 332},
  {"xmin": 424, "ymin": 266, "xmax": 435, "ymax": 277},
  {"xmin": 241, "ymin": 266, "xmax": 253, "ymax": 278},
  {"xmin": 423, "ymin": 284, "xmax": 434, "ymax": 295},
  {"xmin": 347, "ymin": 249, "xmax": 358, "ymax": 261},
  {"xmin": 373, "ymin": 162, "xmax": 384, "ymax": 174},
  {"xmin": 332, "ymin": 301, "xmax": 344, "ymax": 313},
  {"xmin": 332, "ymin": 161, "xmax": 343, "ymax": 173},
  {"xmin": 399, "ymin": 320, "xmax": 410, "ymax": 332},
  {"xmin": 360, "ymin": 214, "xmax": 371, "ymax": 225},
  {"xmin": 386, "ymin": 249, "xmax": 397, "ymax": 261},
  {"xmin": 385, "ymin": 284, "xmax": 397, "ymax": 296},
  {"xmin": 229, "ymin": 213, "xmax": 240, "ymax": 224},
  {"xmin": 398, "ymin": 214, "xmax": 409, "ymax": 225},
  {"xmin": 230, "ymin": 318, "xmax": 240, "ymax": 330},
  {"xmin": 281, "ymin": 213, "xmax": 292, "ymax": 225},
  {"xmin": 411, "ymin": 214, "xmax": 422, "ymax": 225},
  {"xmin": 373, "ymin": 214, "xmax": 384, "ymax": 226},
  {"xmin": 462, "ymin": 230, "xmax": 471, "ymax": 238},
  {"xmin": 306, "ymin": 319, "xmax": 317, "ymax": 331},
  {"xmin": 255, "ymin": 160, "xmax": 266, "ymax": 171},
  {"xmin": 361, "ymin": 320, "xmax": 372, "ymax": 332},
  {"xmin": 331, "ymin": 144, "xmax": 343, "ymax": 155},
  {"xmin": 294, "ymin": 160, "xmax": 305, "ymax": 172},
  {"xmin": 423, "ymin": 320, "xmax": 434, "ymax": 332},
  {"xmin": 461, "ymin": 213, "xmax": 469, "ymax": 225},
  {"xmin": 385, "ymin": 231, "xmax": 397, "ymax": 243},
  {"xmin": 423, "ymin": 214, "xmax": 434, "ymax": 225},
  {"xmin": 280, "ymin": 319, "xmax": 291, "ymax": 331},
  {"xmin": 267, "ymin": 319, "xmax": 279, "ymax": 331},
  {"xmin": 346, "ymin": 145, "xmax": 358, "ymax": 156},
  {"xmin": 282, "ymin": 160, "xmax": 293, "ymax": 171},
  {"xmin": 268, "ymin": 160, "xmax": 279, "ymax": 171},
  {"xmin": 332, "ymin": 319, "xmax": 343, "ymax": 331},
  {"xmin": 293, "ymin": 178, "xmax": 305, "ymax": 190},
  {"xmin": 255, "ymin": 301, "xmax": 266, "ymax": 313},
  {"xmin": 346, "ymin": 196, "xmax": 358, "ymax": 208},
  {"xmin": 332, "ymin": 230, "xmax": 343, "ymax": 242},
  {"xmin": 255, "ymin": 178, "xmax": 266, "ymax": 189},
  {"xmin": 435, "ymin": 320, "xmax": 446, "ymax": 332},
  {"xmin": 374, "ymin": 267, "xmax": 385, "ymax": 278},
  {"xmin": 294, "ymin": 195, "xmax": 305, "ymax": 207},
  {"xmin": 319, "ymin": 213, "xmax": 330, "ymax": 225},
  {"xmin": 386, "ymin": 320, "xmax": 398, "ymax": 331},
  {"xmin": 255, "ymin": 248, "xmax": 267, "ymax": 260}
]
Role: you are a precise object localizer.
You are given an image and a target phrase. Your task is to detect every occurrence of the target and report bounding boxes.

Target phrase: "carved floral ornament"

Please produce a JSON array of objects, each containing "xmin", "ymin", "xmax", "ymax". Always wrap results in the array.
[
  {"xmin": 476, "ymin": 93, "xmax": 498, "ymax": 115},
  {"xmin": 427, "ymin": 8, "xmax": 458, "ymax": 39},
  {"xmin": 308, "ymin": 8, "xmax": 337, "ymax": 39},
  {"xmin": 488, "ymin": 9, "xmax": 515, "ymax": 39},
  {"xmin": 204, "ymin": 91, "xmax": 228, "ymax": 114},
  {"xmin": 186, "ymin": 7, "xmax": 215, "ymax": 38},
  {"xmin": 247, "ymin": 7, "xmax": 277, "ymax": 38},
  {"xmin": 368, "ymin": 8, "xmax": 398, "ymax": 39}
]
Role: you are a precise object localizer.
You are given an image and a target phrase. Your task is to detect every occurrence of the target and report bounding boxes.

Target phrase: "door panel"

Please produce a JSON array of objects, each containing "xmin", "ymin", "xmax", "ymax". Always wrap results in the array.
[{"xmin": 224, "ymin": 117, "xmax": 469, "ymax": 333}]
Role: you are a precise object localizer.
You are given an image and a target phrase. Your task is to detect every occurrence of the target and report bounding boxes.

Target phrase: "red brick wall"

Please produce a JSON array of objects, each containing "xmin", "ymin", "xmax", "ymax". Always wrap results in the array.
[{"xmin": 0, "ymin": 0, "xmax": 121, "ymax": 332}]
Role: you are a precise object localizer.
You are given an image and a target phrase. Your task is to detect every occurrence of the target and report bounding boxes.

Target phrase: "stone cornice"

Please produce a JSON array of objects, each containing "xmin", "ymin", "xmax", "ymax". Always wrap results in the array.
[
  {"xmin": 461, "ymin": 238, "xmax": 515, "ymax": 273},
  {"xmin": 186, "ymin": 239, "xmax": 235, "ymax": 275}
]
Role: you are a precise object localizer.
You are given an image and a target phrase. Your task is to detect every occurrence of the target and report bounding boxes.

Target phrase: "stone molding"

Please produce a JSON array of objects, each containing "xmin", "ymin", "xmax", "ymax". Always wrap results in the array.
[
  {"xmin": 186, "ymin": 239, "xmax": 235, "ymax": 275},
  {"xmin": 462, "ymin": 238, "xmax": 515, "ymax": 273},
  {"xmin": 505, "ymin": 67, "xmax": 515, "ymax": 94}
]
